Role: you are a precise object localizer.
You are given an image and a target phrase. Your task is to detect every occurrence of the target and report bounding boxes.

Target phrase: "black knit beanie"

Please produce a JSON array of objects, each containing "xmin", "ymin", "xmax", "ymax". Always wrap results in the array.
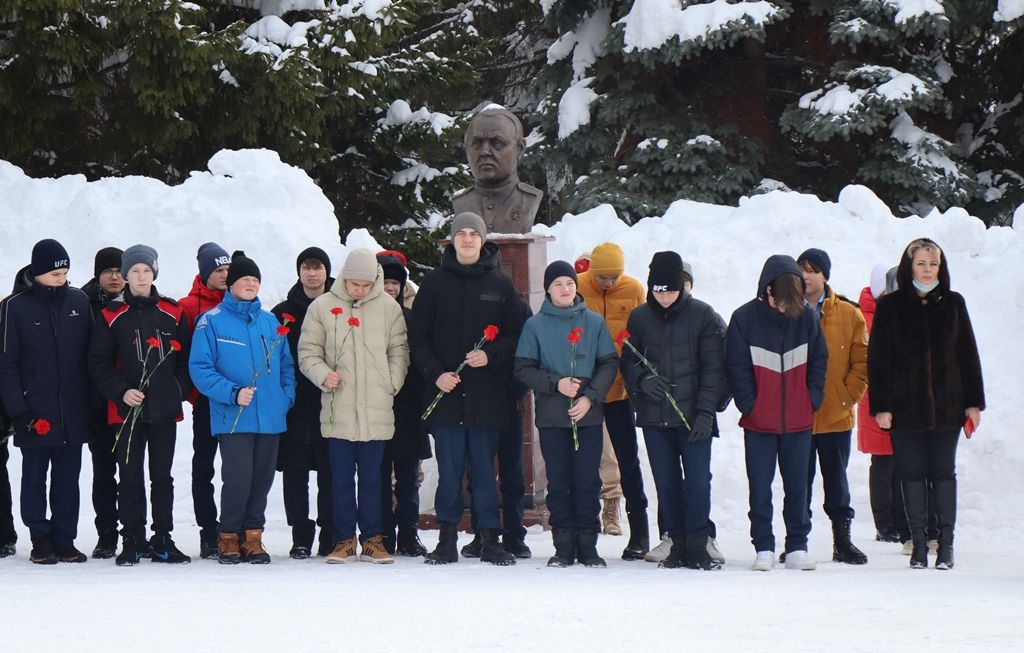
[
  {"xmin": 93, "ymin": 247, "xmax": 123, "ymax": 280},
  {"xmin": 648, "ymin": 251, "xmax": 685, "ymax": 292},
  {"xmin": 797, "ymin": 247, "xmax": 832, "ymax": 280},
  {"xmin": 295, "ymin": 246, "xmax": 331, "ymax": 277},
  {"xmin": 227, "ymin": 250, "xmax": 261, "ymax": 288},
  {"xmin": 30, "ymin": 239, "xmax": 71, "ymax": 277},
  {"xmin": 544, "ymin": 260, "xmax": 578, "ymax": 291}
]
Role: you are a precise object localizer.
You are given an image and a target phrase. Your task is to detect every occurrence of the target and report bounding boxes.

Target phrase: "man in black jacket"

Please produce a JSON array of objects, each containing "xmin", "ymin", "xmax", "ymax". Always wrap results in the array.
[
  {"xmin": 80, "ymin": 246, "xmax": 127, "ymax": 559},
  {"xmin": 0, "ymin": 239, "xmax": 94, "ymax": 564},
  {"xmin": 272, "ymin": 247, "xmax": 335, "ymax": 559},
  {"xmin": 1, "ymin": 400, "xmax": 15, "ymax": 557},
  {"xmin": 621, "ymin": 251, "xmax": 729, "ymax": 570},
  {"xmin": 409, "ymin": 212, "xmax": 524, "ymax": 566}
]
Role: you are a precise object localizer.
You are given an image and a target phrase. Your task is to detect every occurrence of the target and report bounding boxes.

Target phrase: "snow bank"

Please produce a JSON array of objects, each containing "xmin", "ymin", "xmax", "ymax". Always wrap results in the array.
[{"xmin": 995, "ymin": 0, "xmax": 1024, "ymax": 21}]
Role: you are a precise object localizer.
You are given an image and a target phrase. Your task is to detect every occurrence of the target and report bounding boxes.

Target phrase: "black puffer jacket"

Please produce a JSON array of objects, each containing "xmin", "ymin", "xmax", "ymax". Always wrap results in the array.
[
  {"xmin": 390, "ymin": 303, "xmax": 431, "ymax": 459},
  {"xmin": 272, "ymin": 279, "xmax": 335, "ymax": 472},
  {"xmin": 81, "ymin": 278, "xmax": 120, "ymax": 435},
  {"xmin": 88, "ymin": 286, "xmax": 192, "ymax": 425},
  {"xmin": 0, "ymin": 267, "xmax": 94, "ymax": 447},
  {"xmin": 622, "ymin": 292, "xmax": 729, "ymax": 429},
  {"xmin": 408, "ymin": 243, "xmax": 524, "ymax": 429},
  {"xmin": 868, "ymin": 245, "xmax": 984, "ymax": 431}
]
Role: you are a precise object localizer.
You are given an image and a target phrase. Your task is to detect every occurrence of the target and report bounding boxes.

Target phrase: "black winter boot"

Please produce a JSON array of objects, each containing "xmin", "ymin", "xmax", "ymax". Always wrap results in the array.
[
  {"xmin": 29, "ymin": 536, "xmax": 57, "ymax": 565},
  {"xmin": 480, "ymin": 528, "xmax": 516, "ymax": 566},
  {"xmin": 502, "ymin": 534, "xmax": 532, "ymax": 559},
  {"xmin": 910, "ymin": 531, "xmax": 928, "ymax": 569},
  {"xmin": 832, "ymin": 519, "xmax": 868, "ymax": 565},
  {"xmin": 933, "ymin": 479, "xmax": 956, "ymax": 570},
  {"xmin": 150, "ymin": 533, "xmax": 191, "ymax": 564},
  {"xmin": 659, "ymin": 536, "xmax": 688, "ymax": 569},
  {"xmin": 199, "ymin": 530, "xmax": 219, "ymax": 560},
  {"xmin": 115, "ymin": 534, "xmax": 143, "ymax": 567},
  {"xmin": 460, "ymin": 532, "xmax": 482, "ymax": 558},
  {"xmin": 683, "ymin": 535, "xmax": 721, "ymax": 570},
  {"xmin": 54, "ymin": 542, "xmax": 88, "ymax": 563},
  {"xmin": 92, "ymin": 530, "xmax": 118, "ymax": 559},
  {"xmin": 621, "ymin": 511, "xmax": 650, "ymax": 561},
  {"xmin": 576, "ymin": 528, "xmax": 607, "ymax": 568},
  {"xmin": 902, "ymin": 478, "xmax": 929, "ymax": 569},
  {"xmin": 396, "ymin": 528, "xmax": 428, "ymax": 557},
  {"xmin": 547, "ymin": 528, "xmax": 575, "ymax": 567},
  {"xmin": 424, "ymin": 522, "xmax": 459, "ymax": 565}
]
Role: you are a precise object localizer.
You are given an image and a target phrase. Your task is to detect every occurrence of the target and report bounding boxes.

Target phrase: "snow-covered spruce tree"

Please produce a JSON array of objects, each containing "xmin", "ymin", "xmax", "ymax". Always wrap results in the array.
[{"xmin": 526, "ymin": 0, "xmax": 789, "ymax": 222}]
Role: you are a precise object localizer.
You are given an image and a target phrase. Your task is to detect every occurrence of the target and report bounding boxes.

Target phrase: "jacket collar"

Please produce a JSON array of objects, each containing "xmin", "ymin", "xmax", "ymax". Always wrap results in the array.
[
  {"xmin": 221, "ymin": 290, "xmax": 263, "ymax": 318},
  {"xmin": 440, "ymin": 241, "xmax": 500, "ymax": 278}
]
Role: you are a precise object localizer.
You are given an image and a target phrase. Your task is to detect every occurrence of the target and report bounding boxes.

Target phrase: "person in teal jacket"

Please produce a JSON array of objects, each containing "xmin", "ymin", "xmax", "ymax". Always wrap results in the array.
[
  {"xmin": 189, "ymin": 251, "xmax": 296, "ymax": 564},
  {"xmin": 514, "ymin": 261, "xmax": 617, "ymax": 568}
]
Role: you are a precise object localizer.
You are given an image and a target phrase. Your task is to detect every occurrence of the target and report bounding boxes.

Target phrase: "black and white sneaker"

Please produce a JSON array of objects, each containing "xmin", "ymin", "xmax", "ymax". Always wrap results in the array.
[{"xmin": 149, "ymin": 534, "xmax": 191, "ymax": 564}]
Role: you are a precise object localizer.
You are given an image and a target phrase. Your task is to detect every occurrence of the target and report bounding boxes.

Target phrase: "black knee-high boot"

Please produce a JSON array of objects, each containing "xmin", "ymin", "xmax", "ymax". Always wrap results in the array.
[
  {"xmin": 902, "ymin": 479, "xmax": 929, "ymax": 569},
  {"xmin": 932, "ymin": 479, "xmax": 956, "ymax": 570}
]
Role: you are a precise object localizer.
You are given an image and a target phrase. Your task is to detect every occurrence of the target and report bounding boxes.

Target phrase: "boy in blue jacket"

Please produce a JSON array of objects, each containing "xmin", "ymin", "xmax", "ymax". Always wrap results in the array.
[
  {"xmin": 189, "ymin": 252, "xmax": 296, "ymax": 564},
  {"xmin": 514, "ymin": 261, "xmax": 618, "ymax": 568}
]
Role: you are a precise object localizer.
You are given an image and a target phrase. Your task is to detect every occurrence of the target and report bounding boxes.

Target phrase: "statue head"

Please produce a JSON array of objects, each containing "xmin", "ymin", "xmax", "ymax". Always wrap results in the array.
[{"xmin": 464, "ymin": 107, "xmax": 526, "ymax": 185}]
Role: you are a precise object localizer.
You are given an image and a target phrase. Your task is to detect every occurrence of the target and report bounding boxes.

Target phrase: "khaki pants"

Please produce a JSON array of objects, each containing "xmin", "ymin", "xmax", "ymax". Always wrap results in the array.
[{"xmin": 599, "ymin": 425, "xmax": 623, "ymax": 500}]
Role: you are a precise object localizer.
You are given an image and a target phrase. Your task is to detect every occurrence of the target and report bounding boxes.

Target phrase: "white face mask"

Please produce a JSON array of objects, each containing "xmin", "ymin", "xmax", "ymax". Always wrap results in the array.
[{"xmin": 912, "ymin": 279, "xmax": 939, "ymax": 294}]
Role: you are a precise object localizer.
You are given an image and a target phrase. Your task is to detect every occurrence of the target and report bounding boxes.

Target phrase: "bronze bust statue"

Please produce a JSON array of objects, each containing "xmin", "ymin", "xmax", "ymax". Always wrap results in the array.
[{"xmin": 452, "ymin": 107, "xmax": 543, "ymax": 234}]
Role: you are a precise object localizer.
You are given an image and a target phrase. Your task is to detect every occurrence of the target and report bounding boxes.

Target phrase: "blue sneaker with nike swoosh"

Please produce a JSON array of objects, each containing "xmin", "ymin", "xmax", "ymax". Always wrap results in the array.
[{"xmin": 149, "ymin": 534, "xmax": 191, "ymax": 564}]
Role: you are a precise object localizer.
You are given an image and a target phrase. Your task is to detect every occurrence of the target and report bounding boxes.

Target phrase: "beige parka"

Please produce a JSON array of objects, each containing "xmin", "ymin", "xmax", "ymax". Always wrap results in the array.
[{"xmin": 297, "ymin": 265, "xmax": 409, "ymax": 441}]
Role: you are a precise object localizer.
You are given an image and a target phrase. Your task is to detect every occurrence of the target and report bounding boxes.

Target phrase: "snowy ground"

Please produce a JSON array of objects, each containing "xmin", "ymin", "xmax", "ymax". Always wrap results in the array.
[{"xmin": 2, "ymin": 151, "xmax": 1023, "ymax": 651}]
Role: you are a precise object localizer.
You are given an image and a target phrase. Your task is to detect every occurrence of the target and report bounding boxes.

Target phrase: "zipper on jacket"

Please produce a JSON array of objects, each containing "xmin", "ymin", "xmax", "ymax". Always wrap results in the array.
[
  {"xmin": 779, "ymin": 324, "xmax": 786, "ymax": 434},
  {"xmin": 48, "ymin": 293, "xmax": 68, "ymax": 444}
]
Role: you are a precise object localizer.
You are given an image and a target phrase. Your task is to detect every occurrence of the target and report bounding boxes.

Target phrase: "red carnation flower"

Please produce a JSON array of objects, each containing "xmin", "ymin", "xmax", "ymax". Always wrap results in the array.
[
  {"xmin": 276, "ymin": 325, "xmax": 291, "ymax": 336},
  {"xmin": 33, "ymin": 419, "xmax": 51, "ymax": 436},
  {"xmin": 281, "ymin": 312, "xmax": 296, "ymax": 324},
  {"xmin": 574, "ymin": 258, "xmax": 590, "ymax": 274},
  {"xmin": 169, "ymin": 340, "xmax": 182, "ymax": 352},
  {"xmin": 348, "ymin": 317, "xmax": 360, "ymax": 327},
  {"xmin": 330, "ymin": 307, "xmax": 344, "ymax": 316},
  {"xmin": 146, "ymin": 337, "xmax": 161, "ymax": 348},
  {"xmin": 567, "ymin": 328, "xmax": 583, "ymax": 345},
  {"xmin": 616, "ymin": 330, "xmax": 631, "ymax": 347},
  {"xmin": 483, "ymin": 325, "xmax": 499, "ymax": 342}
]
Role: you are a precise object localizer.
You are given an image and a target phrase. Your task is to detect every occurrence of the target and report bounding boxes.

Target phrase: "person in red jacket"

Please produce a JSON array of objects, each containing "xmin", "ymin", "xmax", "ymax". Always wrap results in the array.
[{"xmin": 178, "ymin": 242, "xmax": 230, "ymax": 558}]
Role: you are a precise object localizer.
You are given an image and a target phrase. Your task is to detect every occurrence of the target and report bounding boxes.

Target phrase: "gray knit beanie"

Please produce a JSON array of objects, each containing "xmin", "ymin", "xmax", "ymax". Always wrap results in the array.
[
  {"xmin": 122, "ymin": 244, "xmax": 159, "ymax": 280},
  {"xmin": 341, "ymin": 248, "xmax": 379, "ymax": 282},
  {"xmin": 450, "ymin": 212, "xmax": 488, "ymax": 241}
]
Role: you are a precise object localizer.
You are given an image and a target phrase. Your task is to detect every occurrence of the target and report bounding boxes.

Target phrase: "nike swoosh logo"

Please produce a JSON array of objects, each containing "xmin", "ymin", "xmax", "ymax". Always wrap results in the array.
[{"xmin": 153, "ymin": 551, "xmax": 169, "ymax": 561}]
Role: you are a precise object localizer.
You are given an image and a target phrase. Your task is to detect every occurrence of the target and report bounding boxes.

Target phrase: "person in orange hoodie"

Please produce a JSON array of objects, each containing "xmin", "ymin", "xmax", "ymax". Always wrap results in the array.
[
  {"xmin": 576, "ymin": 242, "xmax": 650, "ymax": 560},
  {"xmin": 178, "ymin": 242, "xmax": 231, "ymax": 559}
]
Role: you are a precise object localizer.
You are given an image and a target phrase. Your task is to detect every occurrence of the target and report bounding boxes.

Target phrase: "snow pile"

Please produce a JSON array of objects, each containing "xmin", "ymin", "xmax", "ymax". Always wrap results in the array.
[
  {"xmin": 0, "ymin": 150, "xmax": 357, "ymax": 305},
  {"xmin": 619, "ymin": 0, "xmax": 781, "ymax": 53},
  {"xmin": 995, "ymin": 0, "xmax": 1024, "ymax": 21},
  {"xmin": 534, "ymin": 183, "xmax": 1024, "ymax": 529}
]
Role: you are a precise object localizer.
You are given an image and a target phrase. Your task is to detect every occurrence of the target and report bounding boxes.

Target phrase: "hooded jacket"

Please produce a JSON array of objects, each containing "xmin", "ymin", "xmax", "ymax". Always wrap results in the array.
[
  {"xmin": 0, "ymin": 266, "xmax": 93, "ymax": 447},
  {"xmin": 272, "ymin": 277, "xmax": 335, "ymax": 471},
  {"xmin": 726, "ymin": 256, "xmax": 827, "ymax": 434},
  {"xmin": 811, "ymin": 285, "xmax": 868, "ymax": 434},
  {"xmin": 189, "ymin": 292, "xmax": 296, "ymax": 436},
  {"xmin": 298, "ymin": 267, "xmax": 409, "ymax": 441},
  {"xmin": 408, "ymin": 242, "xmax": 524, "ymax": 429},
  {"xmin": 178, "ymin": 274, "xmax": 225, "ymax": 326},
  {"xmin": 576, "ymin": 270, "xmax": 645, "ymax": 403},
  {"xmin": 867, "ymin": 246, "xmax": 984, "ymax": 432},
  {"xmin": 514, "ymin": 296, "xmax": 618, "ymax": 428},
  {"xmin": 88, "ymin": 286, "xmax": 192, "ymax": 425},
  {"xmin": 621, "ymin": 292, "xmax": 729, "ymax": 429},
  {"xmin": 855, "ymin": 286, "xmax": 892, "ymax": 455}
]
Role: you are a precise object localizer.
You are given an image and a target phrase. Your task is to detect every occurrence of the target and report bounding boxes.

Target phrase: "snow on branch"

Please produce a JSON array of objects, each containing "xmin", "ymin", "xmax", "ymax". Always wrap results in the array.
[{"xmin": 617, "ymin": 0, "xmax": 782, "ymax": 53}]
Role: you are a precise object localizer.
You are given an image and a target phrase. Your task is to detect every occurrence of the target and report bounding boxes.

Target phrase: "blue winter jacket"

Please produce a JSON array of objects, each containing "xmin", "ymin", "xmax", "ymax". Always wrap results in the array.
[
  {"xmin": 0, "ymin": 266, "xmax": 93, "ymax": 447},
  {"xmin": 514, "ymin": 296, "xmax": 618, "ymax": 428},
  {"xmin": 189, "ymin": 292, "xmax": 296, "ymax": 436}
]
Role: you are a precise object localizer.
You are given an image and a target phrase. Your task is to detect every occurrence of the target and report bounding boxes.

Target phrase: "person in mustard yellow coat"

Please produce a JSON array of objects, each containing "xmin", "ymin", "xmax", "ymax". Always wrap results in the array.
[{"xmin": 797, "ymin": 248, "xmax": 869, "ymax": 565}]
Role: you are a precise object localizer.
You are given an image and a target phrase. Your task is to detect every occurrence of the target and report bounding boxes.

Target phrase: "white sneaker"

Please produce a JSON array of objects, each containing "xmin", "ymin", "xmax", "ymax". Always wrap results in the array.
[
  {"xmin": 752, "ymin": 550, "xmax": 775, "ymax": 571},
  {"xmin": 644, "ymin": 534, "xmax": 673, "ymax": 562},
  {"xmin": 784, "ymin": 549, "xmax": 817, "ymax": 571},
  {"xmin": 707, "ymin": 537, "xmax": 726, "ymax": 565}
]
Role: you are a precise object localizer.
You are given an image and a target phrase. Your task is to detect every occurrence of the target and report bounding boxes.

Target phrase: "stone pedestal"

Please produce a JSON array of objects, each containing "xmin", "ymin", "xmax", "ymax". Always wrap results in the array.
[{"xmin": 419, "ymin": 234, "xmax": 554, "ymax": 531}]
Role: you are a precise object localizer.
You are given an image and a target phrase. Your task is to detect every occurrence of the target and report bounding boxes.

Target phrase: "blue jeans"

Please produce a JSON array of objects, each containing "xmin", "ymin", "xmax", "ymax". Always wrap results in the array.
[
  {"xmin": 21, "ymin": 444, "xmax": 83, "ymax": 545},
  {"xmin": 642, "ymin": 426, "xmax": 712, "ymax": 539},
  {"xmin": 328, "ymin": 439, "xmax": 385, "ymax": 543},
  {"xmin": 807, "ymin": 430, "xmax": 854, "ymax": 521},
  {"xmin": 744, "ymin": 430, "xmax": 811, "ymax": 553},
  {"xmin": 539, "ymin": 425, "xmax": 602, "ymax": 531},
  {"xmin": 432, "ymin": 427, "xmax": 500, "ymax": 528}
]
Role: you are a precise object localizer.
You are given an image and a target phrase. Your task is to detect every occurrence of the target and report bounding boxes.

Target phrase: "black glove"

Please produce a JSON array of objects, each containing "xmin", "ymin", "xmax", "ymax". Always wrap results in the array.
[
  {"xmin": 639, "ymin": 374, "xmax": 671, "ymax": 400},
  {"xmin": 688, "ymin": 412, "xmax": 715, "ymax": 443}
]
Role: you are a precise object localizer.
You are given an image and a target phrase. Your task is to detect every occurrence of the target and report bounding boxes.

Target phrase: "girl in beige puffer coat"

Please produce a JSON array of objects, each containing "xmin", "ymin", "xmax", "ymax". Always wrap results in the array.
[{"xmin": 298, "ymin": 249, "xmax": 409, "ymax": 564}]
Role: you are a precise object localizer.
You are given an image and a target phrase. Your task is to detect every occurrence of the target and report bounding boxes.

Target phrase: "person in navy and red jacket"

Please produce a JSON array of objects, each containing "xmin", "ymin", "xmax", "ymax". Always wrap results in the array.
[
  {"xmin": 88, "ymin": 245, "xmax": 192, "ymax": 567},
  {"xmin": 726, "ymin": 255, "xmax": 827, "ymax": 572},
  {"xmin": 178, "ymin": 242, "xmax": 230, "ymax": 559},
  {"xmin": 0, "ymin": 239, "xmax": 94, "ymax": 564}
]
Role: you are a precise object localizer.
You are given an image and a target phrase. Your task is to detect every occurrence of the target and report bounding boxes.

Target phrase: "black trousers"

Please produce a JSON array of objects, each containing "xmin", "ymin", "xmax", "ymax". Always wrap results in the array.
[
  {"xmin": 806, "ymin": 430, "xmax": 855, "ymax": 522},
  {"xmin": 88, "ymin": 423, "xmax": 121, "ymax": 535},
  {"xmin": 219, "ymin": 434, "xmax": 279, "ymax": 533},
  {"xmin": 1, "ymin": 441, "xmax": 16, "ymax": 544},
  {"xmin": 604, "ymin": 399, "xmax": 648, "ymax": 519},
  {"xmin": 191, "ymin": 396, "xmax": 220, "ymax": 538},
  {"xmin": 891, "ymin": 428, "xmax": 959, "ymax": 543},
  {"xmin": 380, "ymin": 452, "xmax": 420, "ymax": 537},
  {"xmin": 21, "ymin": 444, "xmax": 83, "ymax": 545},
  {"xmin": 117, "ymin": 421, "xmax": 177, "ymax": 538},
  {"xmin": 282, "ymin": 436, "xmax": 333, "ymax": 549},
  {"xmin": 467, "ymin": 398, "xmax": 527, "ymax": 539},
  {"xmin": 868, "ymin": 454, "xmax": 908, "ymax": 537}
]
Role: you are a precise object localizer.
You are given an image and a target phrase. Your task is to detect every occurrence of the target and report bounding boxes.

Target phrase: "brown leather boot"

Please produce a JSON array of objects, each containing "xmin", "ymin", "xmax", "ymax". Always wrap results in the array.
[
  {"xmin": 241, "ymin": 529, "xmax": 271, "ymax": 564},
  {"xmin": 218, "ymin": 532, "xmax": 241, "ymax": 565}
]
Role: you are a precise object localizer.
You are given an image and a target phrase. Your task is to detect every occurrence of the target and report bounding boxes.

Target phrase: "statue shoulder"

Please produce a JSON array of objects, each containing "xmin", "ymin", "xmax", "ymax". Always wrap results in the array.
[
  {"xmin": 452, "ymin": 186, "xmax": 474, "ymax": 199},
  {"xmin": 516, "ymin": 181, "xmax": 543, "ymax": 199}
]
